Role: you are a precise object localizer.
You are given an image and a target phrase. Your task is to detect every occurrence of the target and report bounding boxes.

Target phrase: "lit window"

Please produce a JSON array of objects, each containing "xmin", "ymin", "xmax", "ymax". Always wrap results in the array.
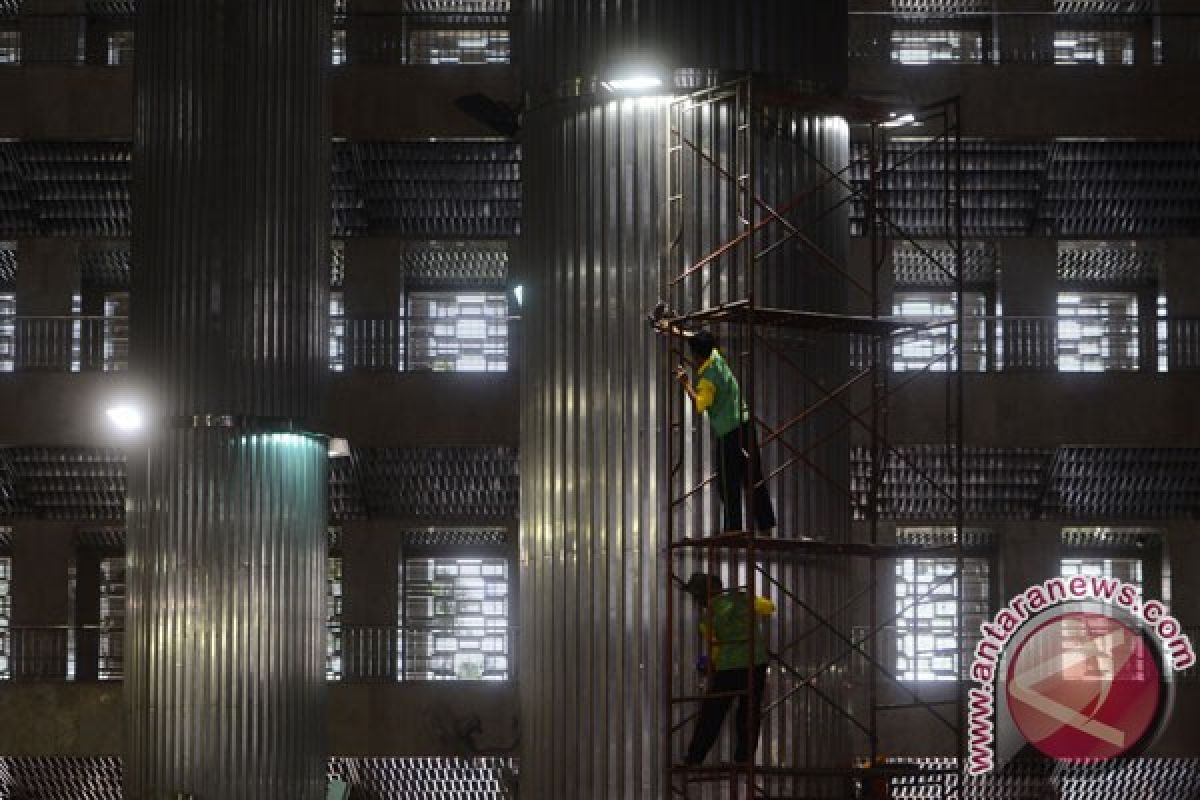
[
  {"xmin": 1060, "ymin": 552, "xmax": 1146, "ymax": 682},
  {"xmin": 327, "ymin": 555, "xmax": 343, "ymax": 681},
  {"xmin": 401, "ymin": 555, "xmax": 510, "ymax": 681},
  {"xmin": 98, "ymin": 556, "xmax": 124, "ymax": 680},
  {"xmin": 892, "ymin": 291, "xmax": 988, "ymax": 372},
  {"xmin": 0, "ymin": 292, "xmax": 14, "ymax": 372},
  {"xmin": 1157, "ymin": 293, "xmax": 1168, "ymax": 373},
  {"xmin": 408, "ymin": 29, "xmax": 510, "ymax": 65},
  {"xmin": 71, "ymin": 292, "xmax": 83, "ymax": 373},
  {"xmin": 890, "ymin": 29, "xmax": 984, "ymax": 65},
  {"xmin": 0, "ymin": 553, "xmax": 9, "ymax": 680},
  {"xmin": 105, "ymin": 31, "xmax": 133, "ymax": 66},
  {"xmin": 331, "ymin": 28, "xmax": 347, "ymax": 66},
  {"xmin": 1056, "ymin": 291, "xmax": 1139, "ymax": 372},
  {"xmin": 407, "ymin": 291, "xmax": 508, "ymax": 372},
  {"xmin": 1054, "ymin": 30, "xmax": 1135, "ymax": 65},
  {"xmin": 329, "ymin": 291, "xmax": 345, "ymax": 372},
  {"xmin": 1060, "ymin": 556, "xmax": 1142, "ymax": 590},
  {"xmin": 896, "ymin": 553, "xmax": 990, "ymax": 682},
  {"xmin": 102, "ymin": 291, "xmax": 129, "ymax": 372},
  {"xmin": 0, "ymin": 31, "xmax": 18, "ymax": 65}
]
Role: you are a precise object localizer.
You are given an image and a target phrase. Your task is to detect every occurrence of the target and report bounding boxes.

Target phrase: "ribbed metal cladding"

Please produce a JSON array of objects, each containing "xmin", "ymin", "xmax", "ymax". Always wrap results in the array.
[
  {"xmin": 128, "ymin": 1, "xmax": 331, "ymax": 798},
  {"xmin": 520, "ymin": 98, "xmax": 668, "ymax": 800},
  {"xmin": 523, "ymin": 0, "xmax": 848, "ymax": 96},
  {"xmin": 126, "ymin": 430, "xmax": 328, "ymax": 799},
  {"xmin": 521, "ymin": 7, "xmax": 851, "ymax": 791},
  {"xmin": 132, "ymin": 0, "xmax": 330, "ymax": 423}
]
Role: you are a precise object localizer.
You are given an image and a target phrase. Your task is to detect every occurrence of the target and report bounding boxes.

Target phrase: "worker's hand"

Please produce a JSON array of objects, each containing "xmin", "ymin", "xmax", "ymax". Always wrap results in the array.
[{"xmin": 674, "ymin": 365, "xmax": 690, "ymax": 387}]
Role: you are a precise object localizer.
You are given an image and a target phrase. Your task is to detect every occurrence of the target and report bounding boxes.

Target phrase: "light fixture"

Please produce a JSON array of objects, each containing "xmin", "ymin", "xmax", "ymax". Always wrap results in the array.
[
  {"xmin": 882, "ymin": 112, "xmax": 916, "ymax": 128},
  {"xmin": 602, "ymin": 74, "xmax": 663, "ymax": 93},
  {"xmin": 328, "ymin": 437, "xmax": 351, "ymax": 458},
  {"xmin": 512, "ymin": 284, "xmax": 524, "ymax": 308},
  {"xmin": 106, "ymin": 404, "xmax": 144, "ymax": 432}
]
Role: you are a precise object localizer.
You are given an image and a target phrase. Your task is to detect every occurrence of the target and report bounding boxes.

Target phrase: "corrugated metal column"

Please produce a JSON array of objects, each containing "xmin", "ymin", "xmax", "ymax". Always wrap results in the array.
[
  {"xmin": 520, "ymin": 3, "xmax": 849, "ymax": 798},
  {"xmin": 126, "ymin": 2, "xmax": 331, "ymax": 798}
]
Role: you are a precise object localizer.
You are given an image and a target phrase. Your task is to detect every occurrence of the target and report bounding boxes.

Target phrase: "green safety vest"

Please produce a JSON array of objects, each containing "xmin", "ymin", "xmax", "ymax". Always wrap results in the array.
[
  {"xmin": 696, "ymin": 349, "xmax": 748, "ymax": 437},
  {"xmin": 700, "ymin": 592, "xmax": 771, "ymax": 671}
]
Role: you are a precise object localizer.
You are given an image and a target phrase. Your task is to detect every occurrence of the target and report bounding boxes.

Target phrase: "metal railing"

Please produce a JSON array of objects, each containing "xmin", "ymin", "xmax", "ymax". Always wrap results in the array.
[
  {"xmin": 0, "ymin": 316, "xmax": 124, "ymax": 373},
  {"xmin": 850, "ymin": 12, "xmax": 1200, "ymax": 66}
]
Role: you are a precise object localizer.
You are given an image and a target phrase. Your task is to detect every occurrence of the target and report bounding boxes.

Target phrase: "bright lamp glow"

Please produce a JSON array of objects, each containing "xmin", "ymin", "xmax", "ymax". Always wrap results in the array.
[
  {"xmin": 512, "ymin": 285, "xmax": 524, "ymax": 307},
  {"xmin": 602, "ymin": 75, "xmax": 663, "ymax": 93},
  {"xmin": 882, "ymin": 113, "xmax": 916, "ymax": 128},
  {"xmin": 106, "ymin": 405, "xmax": 143, "ymax": 432},
  {"xmin": 328, "ymin": 437, "xmax": 351, "ymax": 458}
]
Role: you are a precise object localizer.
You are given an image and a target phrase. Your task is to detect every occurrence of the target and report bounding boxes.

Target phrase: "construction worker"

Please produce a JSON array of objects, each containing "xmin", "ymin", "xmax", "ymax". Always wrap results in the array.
[
  {"xmin": 682, "ymin": 572, "xmax": 774, "ymax": 766},
  {"xmin": 674, "ymin": 329, "xmax": 776, "ymax": 534}
]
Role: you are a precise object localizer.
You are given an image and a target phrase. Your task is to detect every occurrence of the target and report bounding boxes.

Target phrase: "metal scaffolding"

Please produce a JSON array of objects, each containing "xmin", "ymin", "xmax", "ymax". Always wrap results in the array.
[{"xmin": 659, "ymin": 77, "xmax": 967, "ymax": 799}]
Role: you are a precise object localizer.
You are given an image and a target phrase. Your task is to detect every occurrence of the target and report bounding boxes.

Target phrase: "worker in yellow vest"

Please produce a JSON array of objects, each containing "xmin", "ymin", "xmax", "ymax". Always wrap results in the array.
[
  {"xmin": 683, "ymin": 572, "xmax": 775, "ymax": 765},
  {"xmin": 674, "ymin": 329, "xmax": 776, "ymax": 534}
]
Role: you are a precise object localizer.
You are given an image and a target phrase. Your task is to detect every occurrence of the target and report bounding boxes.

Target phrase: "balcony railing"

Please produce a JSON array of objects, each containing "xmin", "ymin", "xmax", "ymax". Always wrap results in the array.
[
  {"xmin": 849, "ymin": 12, "xmax": 1200, "ymax": 66},
  {"xmin": 1, "ymin": 624, "xmax": 512, "ymax": 683}
]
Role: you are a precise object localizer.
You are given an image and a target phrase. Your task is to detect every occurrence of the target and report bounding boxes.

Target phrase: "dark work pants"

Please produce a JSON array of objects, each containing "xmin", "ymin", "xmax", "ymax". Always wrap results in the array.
[
  {"xmin": 715, "ymin": 422, "xmax": 776, "ymax": 532},
  {"xmin": 684, "ymin": 664, "xmax": 769, "ymax": 765}
]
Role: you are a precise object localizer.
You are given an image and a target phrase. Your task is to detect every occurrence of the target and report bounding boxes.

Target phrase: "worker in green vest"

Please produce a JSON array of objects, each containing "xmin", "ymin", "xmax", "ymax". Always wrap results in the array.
[
  {"xmin": 674, "ymin": 329, "xmax": 776, "ymax": 534},
  {"xmin": 682, "ymin": 572, "xmax": 775, "ymax": 765}
]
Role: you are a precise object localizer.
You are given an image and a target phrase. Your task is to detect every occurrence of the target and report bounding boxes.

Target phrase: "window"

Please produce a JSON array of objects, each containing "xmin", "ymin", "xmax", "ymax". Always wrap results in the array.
[
  {"xmin": 102, "ymin": 291, "xmax": 129, "ymax": 372},
  {"xmin": 891, "ymin": 29, "xmax": 984, "ymax": 65},
  {"xmin": 1054, "ymin": 30, "xmax": 1135, "ymax": 65},
  {"xmin": 0, "ymin": 555, "xmax": 10, "ymax": 680},
  {"xmin": 329, "ymin": 291, "xmax": 345, "ymax": 372},
  {"xmin": 105, "ymin": 31, "xmax": 133, "ymax": 66},
  {"xmin": 1060, "ymin": 555, "xmax": 1143, "ymax": 589},
  {"xmin": 1157, "ymin": 293, "xmax": 1168, "ymax": 373},
  {"xmin": 401, "ymin": 555, "xmax": 510, "ymax": 681},
  {"xmin": 71, "ymin": 291, "xmax": 83, "ymax": 373},
  {"xmin": 0, "ymin": 31, "xmax": 18, "ymax": 65},
  {"xmin": 1056, "ymin": 291, "xmax": 1139, "ymax": 372},
  {"xmin": 892, "ymin": 291, "xmax": 988, "ymax": 372},
  {"xmin": 331, "ymin": 28, "xmax": 347, "ymax": 66},
  {"xmin": 98, "ymin": 556, "xmax": 124, "ymax": 680},
  {"xmin": 327, "ymin": 555, "xmax": 343, "ymax": 681},
  {"xmin": 407, "ymin": 291, "xmax": 508, "ymax": 372},
  {"xmin": 0, "ymin": 292, "xmax": 14, "ymax": 372},
  {"xmin": 895, "ymin": 528, "xmax": 990, "ymax": 682},
  {"xmin": 408, "ymin": 29, "xmax": 510, "ymax": 65}
]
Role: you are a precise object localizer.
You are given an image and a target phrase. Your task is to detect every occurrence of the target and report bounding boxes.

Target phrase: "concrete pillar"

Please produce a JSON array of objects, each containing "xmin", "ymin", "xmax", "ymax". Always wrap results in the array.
[
  {"xmin": 993, "ymin": 0, "xmax": 1055, "ymax": 64},
  {"xmin": 1160, "ymin": 240, "xmax": 1200, "ymax": 371},
  {"xmin": 71, "ymin": 545, "xmax": 102, "ymax": 683},
  {"xmin": 1158, "ymin": 1, "xmax": 1200, "ymax": 65},
  {"xmin": 14, "ymin": 238, "xmax": 78, "ymax": 370},
  {"xmin": 340, "ymin": 520, "xmax": 399, "ymax": 681},
  {"xmin": 997, "ymin": 239, "xmax": 1056, "ymax": 368},
  {"xmin": 125, "ymin": 1, "xmax": 331, "ymax": 797},
  {"xmin": 342, "ymin": 239, "xmax": 405, "ymax": 370},
  {"xmin": 9, "ymin": 522, "xmax": 73, "ymax": 680},
  {"xmin": 998, "ymin": 520, "xmax": 1059, "ymax": 601},
  {"xmin": 19, "ymin": 0, "xmax": 85, "ymax": 65}
]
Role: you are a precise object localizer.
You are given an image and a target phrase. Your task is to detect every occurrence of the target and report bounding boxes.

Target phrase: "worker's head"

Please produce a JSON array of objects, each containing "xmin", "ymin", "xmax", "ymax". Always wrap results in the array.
[
  {"xmin": 686, "ymin": 329, "xmax": 716, "ymax": 364},
  {"xmin": 683, "ymin": 572, "xmax": 723, "ymax": 607}
]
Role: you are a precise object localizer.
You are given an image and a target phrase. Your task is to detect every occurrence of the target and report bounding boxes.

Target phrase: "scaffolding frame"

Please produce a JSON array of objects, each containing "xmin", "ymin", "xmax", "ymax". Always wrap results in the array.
[{"xmin": 659, "ymin": 76, "xmax": 967, "ymax": 799}]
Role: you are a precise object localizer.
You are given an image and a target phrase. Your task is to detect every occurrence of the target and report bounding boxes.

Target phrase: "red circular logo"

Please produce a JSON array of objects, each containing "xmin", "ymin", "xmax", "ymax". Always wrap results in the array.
[{"xmin": 1006, "ymin": 611, "xmax": 1162, "ymax": 763}]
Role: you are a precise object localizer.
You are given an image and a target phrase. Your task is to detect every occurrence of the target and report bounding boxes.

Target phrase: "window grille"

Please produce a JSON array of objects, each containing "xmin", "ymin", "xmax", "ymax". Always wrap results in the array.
[
  {"xmin": 1060, "ymin": 545, "xmax": 1147, "ymax": 682},
  {"xmin": 70, "ymin": 292, "xmax": 82, "ymax": 373},
  {"xmin": 401, "ymin": 555, "xmax": 510, "ymax": 681},
  {"xmin": 0, "ymin": 30, "xmax": 17, "ymax": 65},
  {"xmin": 407, "ymin": 291, "xmax": 508, "ymax": 372},
  {"xmin": 895, "ymin": 555, "xmax": 990, "ymax": 681},
  {"xmin": 1056, "ymin": 291, "xmax": 1139, "ymax": 372},
  {"xmin": 408, "ymin": 29, "xmax": 510, "ymax": 65},
  {"xmin": 891, "ymin": 28, "xmax": 984, "ymax": 64},
  {"xmin": 102, "ymin": 291, "xmax": 129, "ymax": 372},
  {"xmin": 332, "ymin": 28, "xmax": 347, "ymax": 66},
  {"xmin": 892, "ymin": 291, "xmax": 988, "ymax": 372},
  {"xmin": 327, "ymin": 555, "xmax": 344, "ymax": 681},
  {"xmin": 105, "ymin": 31, "xmax": 133, "ymax": 65},
  {"xmin": 0, "ymin": 554, "xmax": 9, "ymax": 680},
  {"xmin": 1060, "ymin": 556, "xmax": 1143, "ymax": 589},
  {"xmin": 0, "ymin": 292, "xmax": 14, "ymax": 372},
  {"xmin": 329, "ymin": 291, "xmax": 346, "ymax": 373},
  {"xmin": 1157, "ymin": 294, "xmax": 1168, "ymax": 373},
  {"xmin": 98, "ymin": 556, "xmax": 124, "ymax": 680},
  {"xmin": 1054, "ymin": 30, "xmax": 1135, "ymax": 65}
]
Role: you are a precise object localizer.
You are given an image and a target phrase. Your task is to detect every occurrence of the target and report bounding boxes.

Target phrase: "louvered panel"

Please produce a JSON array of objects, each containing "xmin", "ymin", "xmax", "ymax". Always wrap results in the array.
[
  {"xmin": 0, "ymin": 0, "xmax": 17, "ymax": 18},
  {"xmin": 356, "ymin": 445, "xmax": 519, "ymax": 518},
  {"xmin": 893, "ymin": 240, "xmax": 996, "ymax": 287},
  {"xmin": 0, "ymin": 243, "xmax": 14, "ymax": 289},
  {"xmin": 80, "ymin": 246, "xmax": 132, "ymax": 290},
  {"xmin": 890, "ymin": 757, "xmax": 1200, "ymax": 799},
  {"xmin": 401, "ymin": 0, "xmax": 511, "ymax": 10},
  {"xmin": 404, "ymin": 241, "xmax": 508, "ymax": 289},
  {"xmin": 331, "ymin": 142, "xmax": 368, "ymax": 236},
  {"xmin": 75, "ymin": 527, "xmax": 126, "ymax": 551},
  {"xmin": 8, "ymin": 142, "xmax": 132, "ymax": 237},
  {"xmin": 892, "ymin": 0, "xmax": 990, "ymax": 12},
  {"xmin": 1061, "ymin": 525, "xmax": 1159, "ymax": 551},
  {"xmin": 0, "ymin": 151, "xmax": 35, "ymax": 237},
  {"xmin": 852, "ymin": 446, "xmax": 1054, "ymax": 520},
  {"xmin": 1041, "ymin": 142, "xmax": 1200, "ymax": 237},
  {"xmin": 403, "ymin": 526, "xmax": 508, "ymax": 546},
  {"xmin": 331, "ymin": 239, "xmax": 345, "ymax": 288},
  {"xmin": 7, "ymin": 447, "xmax": 126, "ymax": 521},
  {"xmin": 329, "ymin": 454, "xmax": 367, "ymax": 521},
  {"xmin": 1055, "ymin": 0, "xmax": 1151, "ymax": 12},
  {"xmin": 328, "ymin": 757, "xmax": 519, "ymax": 799},
  {"xmin": 0, "ymin": 450, "xmax": 27, "ymax": 519},
  {"xmin": 1057, "ymin": 240, "xmax": 1161, "ymax": 285},
  {"xmin": 353, "ymin": 141, "xmax": 521, "ymax": 237},
  {"xmin": 85, "ymin": 0, "xmax": 136, "ymax": 15},
  {"xmin": 1047, "ymin": 447, "xmax": 1200, "ymax": 519}
]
